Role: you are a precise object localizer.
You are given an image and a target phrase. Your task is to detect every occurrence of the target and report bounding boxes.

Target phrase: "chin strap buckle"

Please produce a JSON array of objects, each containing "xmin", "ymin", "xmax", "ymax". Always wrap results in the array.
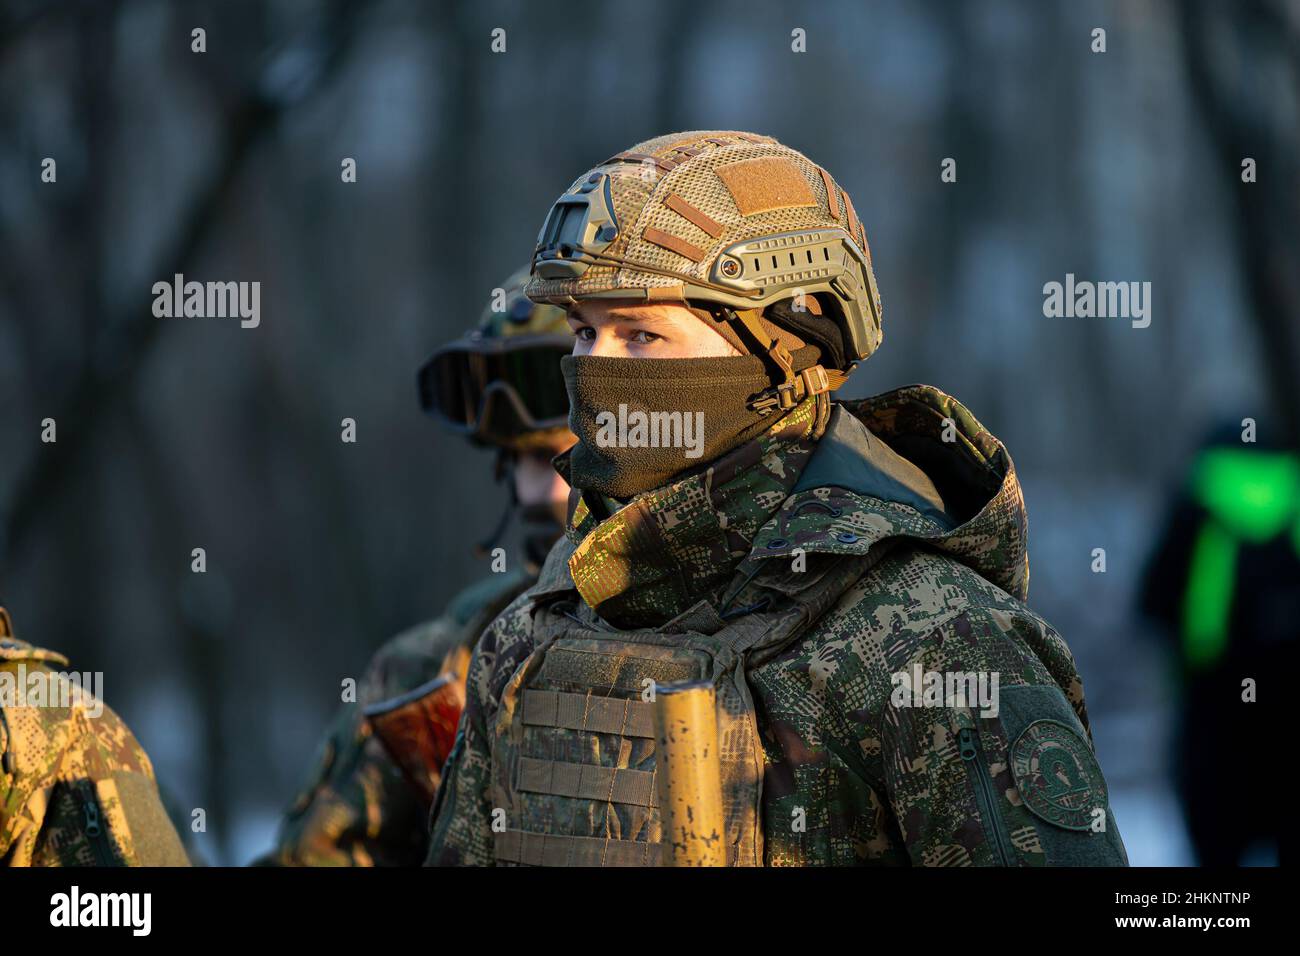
[{"xmin": 749, "ymin": 364, "xmax": 837, "ymax": 414}]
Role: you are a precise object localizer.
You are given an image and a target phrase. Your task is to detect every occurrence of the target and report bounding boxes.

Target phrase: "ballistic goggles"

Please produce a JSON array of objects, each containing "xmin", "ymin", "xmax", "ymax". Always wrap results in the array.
[{"xmin": 418, "ymin": 333, "xmax": 573, "ymax": 447}]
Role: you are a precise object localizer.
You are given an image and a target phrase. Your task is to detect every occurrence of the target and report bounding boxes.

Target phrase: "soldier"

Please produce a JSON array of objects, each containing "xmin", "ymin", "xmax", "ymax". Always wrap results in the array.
[
  {"xmin": 1139, "ymin": 421, "xmax": 1293, "ymax": 865},
  {"xmin": 258, "ymin": 269, "xmax": 574, "ymax": 866},
  {"xmin": 426, "ymin": 131, "xmax": 1130, "ymax": 866},
  {"xmin": 0, "ymin": 606, "xmax": 190, "ymax": 866}
]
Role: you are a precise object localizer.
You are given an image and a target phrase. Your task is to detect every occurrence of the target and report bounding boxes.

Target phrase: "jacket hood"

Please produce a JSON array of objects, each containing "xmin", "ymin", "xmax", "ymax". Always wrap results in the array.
[{"xmin": 748, "ymin": 384, "xmax": 1030, "ymax": 600}]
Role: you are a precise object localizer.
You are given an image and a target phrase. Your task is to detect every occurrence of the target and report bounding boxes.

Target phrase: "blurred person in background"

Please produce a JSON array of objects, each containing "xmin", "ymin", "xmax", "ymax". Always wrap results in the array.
[
  {"xmin": 1140, "ymin": 422, "xmax": 1294, "ymax": 866},
  {"xmin": 257, "ymin": 269, "xmax": 574, "ymax": 866},
  {"xmin": 0, "ymin": 605, "xmax": 189, "ymax": 866}
]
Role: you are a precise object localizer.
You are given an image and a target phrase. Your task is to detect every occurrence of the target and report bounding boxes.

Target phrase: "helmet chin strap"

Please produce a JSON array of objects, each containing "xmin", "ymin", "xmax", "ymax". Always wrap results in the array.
[
  {"xmin": 474, "ymin": 451, "xmax": 517, "ymax": 557},
  {"xmin": 728, "ymin": 308, "xmax": 850, "ymax": 414},
  {"xmin": 475, "ymin": 451, "xmax": 566, "ymax": 564}
]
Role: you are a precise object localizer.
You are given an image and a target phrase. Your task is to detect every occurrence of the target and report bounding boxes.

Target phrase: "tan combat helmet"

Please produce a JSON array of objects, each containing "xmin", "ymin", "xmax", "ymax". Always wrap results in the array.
[
  {"xmin": 525, "ymin": 131, "xmax": 882, "ymax": 413},
  {"xmin": 418, "ymin": 267, "xmax": 573, "ymax": 451}
]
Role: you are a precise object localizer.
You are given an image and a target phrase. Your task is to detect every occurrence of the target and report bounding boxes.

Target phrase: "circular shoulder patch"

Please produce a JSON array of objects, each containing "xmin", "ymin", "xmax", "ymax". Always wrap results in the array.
[{"xmin": 1009, "ymin": 719, "xmax": 1107, "ymax": 831}]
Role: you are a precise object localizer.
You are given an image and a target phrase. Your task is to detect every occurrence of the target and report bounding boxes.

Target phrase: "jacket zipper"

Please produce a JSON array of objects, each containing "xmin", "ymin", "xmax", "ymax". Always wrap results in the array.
[
  {"xmin": 76, "ymin": 781, "xmax": 118, "ymax": 866},
  {"xmin": 957, "ymin": 727, "xmax": 1014, "ymax": 866}
]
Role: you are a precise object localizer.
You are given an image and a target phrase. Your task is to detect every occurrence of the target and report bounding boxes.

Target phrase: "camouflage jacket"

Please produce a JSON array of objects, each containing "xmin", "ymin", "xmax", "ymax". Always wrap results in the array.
[
  {"xmin": 0, "ymin": 609, "xmax": 189, "ymax": 866},
  {"xmin": 258, "ymin": 568, "xmax": 535, "ymax": 866},
  {"xmin": 426, "ymin": 387, "xmax": 1129, "ymax": 866}
]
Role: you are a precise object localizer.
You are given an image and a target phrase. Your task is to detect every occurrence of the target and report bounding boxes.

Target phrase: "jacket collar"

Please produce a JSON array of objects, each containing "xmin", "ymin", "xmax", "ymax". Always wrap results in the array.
[{"xmin": 552, "ymin": 397, "xmax": 825, "ymax": 628}]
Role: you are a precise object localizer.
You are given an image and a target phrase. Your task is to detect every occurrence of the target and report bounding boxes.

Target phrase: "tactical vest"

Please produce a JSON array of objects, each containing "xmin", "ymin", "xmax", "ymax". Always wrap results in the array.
[{"xmin": 486, "ymin": 551, "xmax": 875, "ymax": 866}]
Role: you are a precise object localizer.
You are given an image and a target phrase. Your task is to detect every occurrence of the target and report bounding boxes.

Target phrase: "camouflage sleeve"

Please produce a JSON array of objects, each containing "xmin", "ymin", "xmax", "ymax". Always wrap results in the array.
[
  {"xmin": 879, "ymin": 612, "xmax": 1129, "ymax": 867},
  {"xmin": 425, "ymin": 592, "xmax": 541, "ymax": 867},
  {"xmin": 1, "ymin": 656, "xmax": 190, "ymax": 867},
  {"xmin": 253, "ymin": 702, "xmax": 430, "ymax": 867},
  {"xmin": 260, "ymin": 573, "xmax": 534, "ymax": 868},
  {"xmin": 424, "ymin": 636, "xmax": 498, "ymax": 866},
  {"xmin": 255, "ymin": 620, "xmax": 462, "ymax": 867}
]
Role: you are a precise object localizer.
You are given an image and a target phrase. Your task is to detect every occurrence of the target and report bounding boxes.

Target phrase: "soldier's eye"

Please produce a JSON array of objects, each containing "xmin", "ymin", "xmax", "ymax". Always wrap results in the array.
[{"xmin": 629, "ymin": 330, "xmax": 661, "ymax": 345}]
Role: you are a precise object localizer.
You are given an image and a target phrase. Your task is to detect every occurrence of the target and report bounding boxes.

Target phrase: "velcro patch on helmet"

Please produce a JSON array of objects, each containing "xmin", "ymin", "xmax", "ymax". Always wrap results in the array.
[
  {"xmin": 1009, "ymin": 720, "xmax": 1108, "ymax": 831},
  {"xmin": 714, "ymin": 157, "xmax": 816, "ymax": 216}
]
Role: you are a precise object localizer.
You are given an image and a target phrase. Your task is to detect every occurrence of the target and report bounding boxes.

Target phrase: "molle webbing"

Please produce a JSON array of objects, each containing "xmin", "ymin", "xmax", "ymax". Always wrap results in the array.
[
  {"xmin": 818, "ymin": 166, "xmax": 841, "ymax": 221},
  {"xmin": 494, "ymin": 829, "xmax": 743, "ymax": 867},
  {"xmin": 664, "ymin": 192, "xmax": 724, "ymax": 238},
  {"xmin": 521, "ymin": 689, "xmax": 655, "ymax": 738},
  {"xmin": 517, "ymin": 756, "xmax": 659, "ymax": 808},
  {"xmin": 642, "ymin": 226, "xmax": 707, "ymax": 263},
  {"xmin": 605, "ymin": 150, "xmax": 682, "ymax": 173}
]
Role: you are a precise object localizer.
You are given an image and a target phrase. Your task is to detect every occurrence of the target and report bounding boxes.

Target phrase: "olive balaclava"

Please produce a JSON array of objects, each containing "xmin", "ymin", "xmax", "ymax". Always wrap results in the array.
[{"xmin": 561, "ymin": 302, "xmax": 833, "ymax": 500}]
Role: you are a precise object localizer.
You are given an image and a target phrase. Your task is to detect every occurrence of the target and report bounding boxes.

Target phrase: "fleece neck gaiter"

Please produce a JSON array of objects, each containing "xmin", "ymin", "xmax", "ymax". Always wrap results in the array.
[{"xmin": 561, "ymin": 353, "xmax": 782, "ymax": 500}]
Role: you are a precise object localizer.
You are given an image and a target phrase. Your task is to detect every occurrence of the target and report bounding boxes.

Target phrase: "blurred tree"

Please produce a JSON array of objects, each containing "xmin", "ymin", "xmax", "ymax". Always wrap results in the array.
[{"xmin": 1182, "ymin": 0, "xmax": 1300, "ymax": 446}]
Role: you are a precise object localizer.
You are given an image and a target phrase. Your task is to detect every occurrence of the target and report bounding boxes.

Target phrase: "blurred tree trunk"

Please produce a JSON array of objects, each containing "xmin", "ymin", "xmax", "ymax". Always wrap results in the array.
[
  {"xmin": 125, "ymin": 400, "xmax": 234, "ymax": 863},
  {"xmin": 1181, "ymin": 0, "xmax": 1300, "ymax": 446},
  {"xmin": 430, "ymin": 1, "xmax": 487, "ymax": 317}
]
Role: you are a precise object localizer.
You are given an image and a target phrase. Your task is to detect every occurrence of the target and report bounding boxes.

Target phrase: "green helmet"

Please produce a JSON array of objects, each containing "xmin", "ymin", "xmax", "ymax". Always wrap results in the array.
[
  {"xmin": 419, "ymin": 267, "xmax": 574, "ymax": 450},
  {"xmin": 524, "ymin": 131, "xmax": 883, "ymax": 409}
]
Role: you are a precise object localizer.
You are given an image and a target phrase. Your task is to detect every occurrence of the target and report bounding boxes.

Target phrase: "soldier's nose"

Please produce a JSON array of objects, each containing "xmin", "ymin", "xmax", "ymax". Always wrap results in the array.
[{"xmin": 586, "ymin": 332, "xmax": 625, "ymax": 358}]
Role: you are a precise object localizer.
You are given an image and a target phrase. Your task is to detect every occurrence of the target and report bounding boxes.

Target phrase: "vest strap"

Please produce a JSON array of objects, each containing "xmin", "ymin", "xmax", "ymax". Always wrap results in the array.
[{"xmin": 714, "ymin": 605, "xmax": 806, "ymax": 655}]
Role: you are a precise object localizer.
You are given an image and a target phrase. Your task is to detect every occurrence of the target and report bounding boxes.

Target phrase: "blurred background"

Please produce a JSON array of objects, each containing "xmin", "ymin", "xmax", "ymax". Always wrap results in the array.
[{"xmin": 0, "ymin": 0, "xmax": 1294, "ymax": 865}]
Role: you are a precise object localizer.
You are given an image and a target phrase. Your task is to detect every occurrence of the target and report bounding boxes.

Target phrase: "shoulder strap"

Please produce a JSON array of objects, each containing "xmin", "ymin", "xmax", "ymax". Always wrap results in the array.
[{"xmin": 713, "ymin": 549, "xmax": 882, "ymax": 660}]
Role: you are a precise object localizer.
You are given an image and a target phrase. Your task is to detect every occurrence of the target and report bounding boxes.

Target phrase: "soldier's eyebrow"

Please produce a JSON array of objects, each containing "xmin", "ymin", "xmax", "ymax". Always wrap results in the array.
[{"xmin": 572, "ymin": 306, "xmax": 677, "ymax": 326}]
